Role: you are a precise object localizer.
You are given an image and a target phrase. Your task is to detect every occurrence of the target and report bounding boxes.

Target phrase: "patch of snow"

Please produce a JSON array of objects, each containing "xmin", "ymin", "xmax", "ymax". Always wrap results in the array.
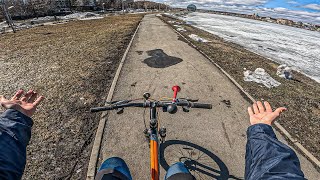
[
  {"xmin": 185, "ymin": 21, "xmax": 194, "ymax": 25},
  {"xmin": 177, "ymin": 27, "xmax": 186, "ymax": 32},
  {"xmin": 0, "ymin": 12, "xmax": 104, "ymax": 33},
  {"xmin": 31, "ymin": 16, "xmax": 56, "ymax": 24},
  {"xmin": 163, "ymin": 13, "xmax": 181, "ymax": 19},
  {"xmin": 61, "ymin": 12, "xmax": 101, "ymax": 20},
  {"xmin": 189, "ymin": 34, "xmax": 210, "ymax": 42},
  {"xmin": 277, "ymin": 64, "xmax": 293, "ymax": 79},
  {"xmin": 79, "ymin": 16, "xmax": 104, "ymax": 21},
  {"xmin": 173, "ymin": 25, "xmax": 187, "ymax": 32},
  {"xmin": 129, "ymin": 12, "xmax": 147, "ymax": 14},
  {"xmin": 181, "ymin": 12, "xmax": 320, "ymax": 83},
  {"xmin": 244, "ymin": 68, "xmax": 281, "ymax": 88},
  {"xmin": 0, "ymin": 22, "xmax": 8, "ymax": 33}
]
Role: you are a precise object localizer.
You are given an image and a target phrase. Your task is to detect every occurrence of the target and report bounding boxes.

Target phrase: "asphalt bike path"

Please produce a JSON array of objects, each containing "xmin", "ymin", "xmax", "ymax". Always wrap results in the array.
[{"xmin": 99, "ymin": 15, "xmax": 319, "ymax": 179}]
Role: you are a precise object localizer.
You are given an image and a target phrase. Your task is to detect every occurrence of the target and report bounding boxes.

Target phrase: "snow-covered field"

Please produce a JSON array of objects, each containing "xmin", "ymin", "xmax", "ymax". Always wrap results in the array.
[
  {"xmin": 0, "ymin": 12, "xmax": 104, "ymax": 33},
  {"xmin": 180, "ymin": 12, "xmax": 320, "ymax": 83}
]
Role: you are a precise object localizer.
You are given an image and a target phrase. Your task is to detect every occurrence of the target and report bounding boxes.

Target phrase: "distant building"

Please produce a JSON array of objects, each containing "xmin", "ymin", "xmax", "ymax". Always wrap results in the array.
[
  {"xmin": 187, "ymin": 4, "xmax": 196, "ymax": 11},
  {"xmin": 276, "ymin": 18, "xmax": 287, "ymax": 25},
  {"xmin": 298, "ymin": 21, "xmax": 303, "ymax": 26},
  {"xmin": 287, "ymin": 20, "xmax": 294, "ymax": 26},
  {"xmin": 264, "ymin": 17, "xmax": 276, "ymax": 23}
]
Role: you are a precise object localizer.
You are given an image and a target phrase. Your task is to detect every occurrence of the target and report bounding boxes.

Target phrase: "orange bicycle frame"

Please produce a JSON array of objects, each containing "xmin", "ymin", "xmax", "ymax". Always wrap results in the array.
[
  {"xmin": 150, "ymin": 136, "xmax": 159, "ymax": 180},
  {"xmin": 149, "ymin": 105, "xmax": 160, "ymax": 180}
]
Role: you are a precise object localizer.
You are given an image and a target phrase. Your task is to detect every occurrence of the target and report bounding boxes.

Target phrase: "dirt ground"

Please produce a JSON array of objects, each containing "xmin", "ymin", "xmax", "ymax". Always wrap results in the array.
[
  {"xmin": 0, "ymin": 14, "xmax": 143, "ymax": 179},
  {"xmin": 159, "ymin": 15, "xmax": 320, "ymax": 163}
]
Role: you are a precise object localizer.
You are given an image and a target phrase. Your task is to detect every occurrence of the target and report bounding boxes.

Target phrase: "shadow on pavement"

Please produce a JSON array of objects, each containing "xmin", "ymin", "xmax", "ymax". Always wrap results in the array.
[
  {"xmin": 143, "ymin": 49, "xmax": 183, "ymax": 68},
  {"xmin": 160, "ymin": 140, "xmax": 243, "ymax": 180}
]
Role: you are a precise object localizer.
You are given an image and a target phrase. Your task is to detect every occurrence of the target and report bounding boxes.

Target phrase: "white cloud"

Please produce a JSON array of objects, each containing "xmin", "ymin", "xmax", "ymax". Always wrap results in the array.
[
  {"xmin": 287, "ymin": 1, "xmax": 298, "ymax": 5},
  {"xmin": 274, "ymin": 7, "xmax": 288, "ymax": 11},
  {"xmin": 303, "ymin": 4, "xmax": 320, "ymax": 11},
  {"xmin": 166, "ymin": 0, "xmax": 267, "ymax": 6},
  {"xmin": 224, "ymin": 0, "xmax": 267, "ymax": 6}
]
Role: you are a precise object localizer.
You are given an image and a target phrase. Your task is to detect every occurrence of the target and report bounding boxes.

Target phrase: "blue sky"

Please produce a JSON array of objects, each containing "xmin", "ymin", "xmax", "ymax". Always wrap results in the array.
[
  {"xmin": 151, "ymin": 0, "xmax": 320, "ymax": 24},
  {"xmin": 264, "ymin": 0, "xmax": 320, "ymax": 12}
]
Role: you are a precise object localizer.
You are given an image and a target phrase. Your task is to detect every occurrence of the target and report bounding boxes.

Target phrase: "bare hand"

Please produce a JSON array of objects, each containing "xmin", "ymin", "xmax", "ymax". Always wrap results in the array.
[
  {"xmin": 0, "ymin": 90, "xmax": 44, "ymax": 117},
  {"xmin": 248, "ymin": 101, "xmax": 286, "ymax": 125}
]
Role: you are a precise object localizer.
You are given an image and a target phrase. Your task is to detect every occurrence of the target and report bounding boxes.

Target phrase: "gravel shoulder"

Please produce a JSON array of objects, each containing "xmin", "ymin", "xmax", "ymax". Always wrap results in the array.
[
  {"xmin": 159, "ymin": 15, "xmax": 320, "ymax": 164},
  {"xmin": 0, "ymin": 14, "xmax": 143, "ymax": 179}
]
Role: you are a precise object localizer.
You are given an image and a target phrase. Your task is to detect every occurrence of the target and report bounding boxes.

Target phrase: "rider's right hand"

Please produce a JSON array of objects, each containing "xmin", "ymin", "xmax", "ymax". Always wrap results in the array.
[{"xmin": 247, "ymin": 101, "xmax": 286, "ymax": 126}]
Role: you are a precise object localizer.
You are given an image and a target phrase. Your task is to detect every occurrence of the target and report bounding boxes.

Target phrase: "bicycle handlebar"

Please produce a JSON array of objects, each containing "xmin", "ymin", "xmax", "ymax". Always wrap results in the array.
[
  {"xmin": 90, "ymin": 101, "xmax": 212, "ymax": 113},
  {"xmin": 191, "ymin": 103, "xmax": 212, "ymax": 109},
  {"xmin": 90, "ymin": 103, "xmax": 145, "ymax": 112}
]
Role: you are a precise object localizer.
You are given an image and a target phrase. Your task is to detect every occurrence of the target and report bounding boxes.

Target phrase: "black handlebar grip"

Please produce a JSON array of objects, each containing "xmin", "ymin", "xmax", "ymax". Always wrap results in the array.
[
  {"xmin": 90, "ymin": 106, "xmax": 113, "ymax": 112},
  {"xmin": 192, "ymin": 103, "xmax": 212, "ymax": 109}
]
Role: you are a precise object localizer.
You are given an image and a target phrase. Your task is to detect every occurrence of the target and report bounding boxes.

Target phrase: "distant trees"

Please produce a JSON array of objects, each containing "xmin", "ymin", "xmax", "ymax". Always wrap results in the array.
[
  {"xmin": 1, "ymin": 0, "xmax": 57, "ymax": 19},
  {"xmin": 0, "ymin": 0, "xmax": 169, "ymax": 20},
  {"xmin": 127, "ymin": 1, "xmax": 167, "ymax": 10}
]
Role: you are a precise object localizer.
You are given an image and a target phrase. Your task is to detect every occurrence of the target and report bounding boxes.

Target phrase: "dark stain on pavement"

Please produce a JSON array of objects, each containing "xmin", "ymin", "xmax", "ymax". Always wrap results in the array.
[
  {"xmin": 136, "ymin": 51, "xmax": 143, "ymax": 55},
  {"xmin": 222, "ymin": 122, "xmax": 232, "ymax": 148},
  {"xmin": 221, "ymin": 100, "xmax": 231, "ymax": 108},
  {"xmin": 143, "ymin": 49, "xmax": 183, "ymax": 68},
  {"xmin": 131, "ymin": 82, "xmax": 137, "ymax": 87}
]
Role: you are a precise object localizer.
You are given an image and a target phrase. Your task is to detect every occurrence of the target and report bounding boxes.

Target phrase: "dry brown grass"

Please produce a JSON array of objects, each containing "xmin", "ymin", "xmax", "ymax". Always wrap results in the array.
[{"xmin": 0, "ymin": 14, "xmax": 143, "ymax": 179}]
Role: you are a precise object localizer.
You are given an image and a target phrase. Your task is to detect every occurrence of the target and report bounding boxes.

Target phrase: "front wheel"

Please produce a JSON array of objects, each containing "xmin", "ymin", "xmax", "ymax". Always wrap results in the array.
[{"xmin": 160, "ymin": 140, "xmax": 233, "ymax": 180}]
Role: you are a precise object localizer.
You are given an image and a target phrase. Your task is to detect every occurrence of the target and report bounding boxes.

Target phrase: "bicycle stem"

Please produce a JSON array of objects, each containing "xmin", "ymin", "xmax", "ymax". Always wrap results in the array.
[{"xmin": 150, "ymin": 102, "xmax": 157, "ymax": 129}]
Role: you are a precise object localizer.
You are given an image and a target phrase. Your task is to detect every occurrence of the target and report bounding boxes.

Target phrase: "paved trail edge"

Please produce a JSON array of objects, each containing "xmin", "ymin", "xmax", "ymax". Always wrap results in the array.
[{"xmin": 86, "ymin": 21, "xmax": 142, "ymax": 180}]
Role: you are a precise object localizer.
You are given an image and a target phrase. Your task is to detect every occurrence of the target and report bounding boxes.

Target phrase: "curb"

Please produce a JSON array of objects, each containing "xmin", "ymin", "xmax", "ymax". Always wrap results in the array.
[
  {"xmin": 86, "ymin": 21, "xmax": 142, "ymax": 180},
  {"xmin": 160, "ymin": 17, "xmax": 320, "ymax": 171}
]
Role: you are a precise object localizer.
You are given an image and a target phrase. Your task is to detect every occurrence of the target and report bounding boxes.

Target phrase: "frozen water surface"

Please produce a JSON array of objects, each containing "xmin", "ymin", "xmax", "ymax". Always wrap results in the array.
[{"xmin": 181, "ymin": 12, "xmax": 320, "ymax": 83}]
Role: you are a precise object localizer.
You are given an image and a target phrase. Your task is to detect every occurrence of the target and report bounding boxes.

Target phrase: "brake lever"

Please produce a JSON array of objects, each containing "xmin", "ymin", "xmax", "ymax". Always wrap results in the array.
[
  {"xmin": 182, "ymin": 106, "xmax": 190, "ymax": 112},
  {"xmin": 116, "ymin": 108, "xmax": 124, "ymax": 114}
]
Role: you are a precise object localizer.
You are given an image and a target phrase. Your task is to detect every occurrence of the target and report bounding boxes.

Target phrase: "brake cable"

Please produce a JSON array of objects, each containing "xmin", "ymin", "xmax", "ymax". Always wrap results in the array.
[
  {"xmin": 143, "ymin": 108, "xmax": 147, "ymax": 129},
  {"xmin": 157, "ymin": 107, "xmax": 161, "ymax": 132}
]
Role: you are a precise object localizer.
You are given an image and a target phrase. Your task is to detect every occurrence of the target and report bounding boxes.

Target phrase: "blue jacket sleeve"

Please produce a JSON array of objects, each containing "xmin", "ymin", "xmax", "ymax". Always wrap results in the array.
[
  {"xmin": 245, "ymin": 124, "xmax": 305, "ymax": 180},
  {"xmin": 0, "ymin": 109, "xmax": 33, "ymax": 180}
]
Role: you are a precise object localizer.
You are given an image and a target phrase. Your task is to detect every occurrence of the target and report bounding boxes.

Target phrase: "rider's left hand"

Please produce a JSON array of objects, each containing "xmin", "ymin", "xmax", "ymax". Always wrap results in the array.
[{"xmin": 0, "ymin": 90, "xmax": 45, "ymax": 117}]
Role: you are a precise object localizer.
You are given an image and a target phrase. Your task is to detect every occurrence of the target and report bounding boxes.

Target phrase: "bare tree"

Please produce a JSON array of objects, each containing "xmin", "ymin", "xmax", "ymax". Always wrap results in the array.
[{"xmin": 1, "ymin": 0, "xmax": 16, "ymax": 32}]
